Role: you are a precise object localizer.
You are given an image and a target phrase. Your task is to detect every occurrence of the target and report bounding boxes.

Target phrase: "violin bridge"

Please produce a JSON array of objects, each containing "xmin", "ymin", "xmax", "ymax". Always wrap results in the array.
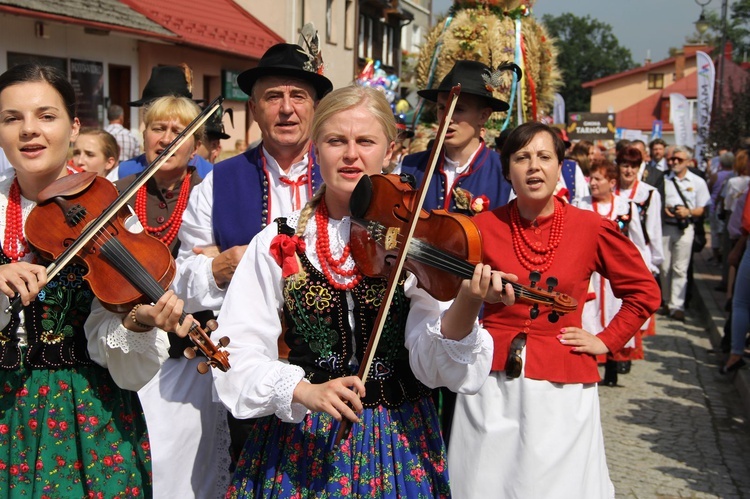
[{"xmin": 384, "ymin": 227, "xmax": 400, "ymax": 251}]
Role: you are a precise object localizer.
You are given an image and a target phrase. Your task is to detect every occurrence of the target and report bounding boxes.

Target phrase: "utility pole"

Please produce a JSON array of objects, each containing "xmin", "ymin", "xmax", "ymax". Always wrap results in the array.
[{"xmin": 717, "ymin": 0, "xmax": 729, "ymax": 114}]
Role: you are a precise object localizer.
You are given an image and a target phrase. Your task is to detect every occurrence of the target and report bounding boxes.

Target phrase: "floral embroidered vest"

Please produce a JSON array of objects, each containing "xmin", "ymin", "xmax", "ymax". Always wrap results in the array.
[
  {"xmin": 278, "ymin": 221, "xmax": 431, "ymax": 408},
  {"xmin": 0, "ymin": 251, "xmax": 95, "ymax": 370}
]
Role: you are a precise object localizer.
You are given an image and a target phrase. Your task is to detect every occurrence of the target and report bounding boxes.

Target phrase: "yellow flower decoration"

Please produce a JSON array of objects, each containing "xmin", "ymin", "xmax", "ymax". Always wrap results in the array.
[
  {"xmin": 364, "ymin": 283, "xmax": 386, "ymax": 308},
  {"xmin": 305, "ymin": 285, "xmax": 333, "ymax": 311}
]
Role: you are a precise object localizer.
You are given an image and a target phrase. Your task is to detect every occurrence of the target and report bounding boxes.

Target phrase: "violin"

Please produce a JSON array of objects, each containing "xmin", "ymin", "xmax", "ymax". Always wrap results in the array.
[
  {"xmin": 349, "ymin": 173, "xmax": 578, "ymax": 318},
  {"xmin": 11, "ymin": 97, "xmax": 230, "ymax": 373},
  {"xmin": 24, "ymin": 172, "xmax": 230, "ymax": 373}
]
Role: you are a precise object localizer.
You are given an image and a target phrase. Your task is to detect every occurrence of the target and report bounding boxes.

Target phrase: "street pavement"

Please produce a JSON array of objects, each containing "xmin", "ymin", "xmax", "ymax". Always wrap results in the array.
[{"xmin": 599, "ymin": 244, "xmax": 750, "ymax": 498}]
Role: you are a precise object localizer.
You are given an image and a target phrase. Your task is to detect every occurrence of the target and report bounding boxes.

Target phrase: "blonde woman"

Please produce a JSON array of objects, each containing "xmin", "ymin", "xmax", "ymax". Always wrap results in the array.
[{"xmin": 213, "ymin": 86, "xmax": 514, "ymax": 497}]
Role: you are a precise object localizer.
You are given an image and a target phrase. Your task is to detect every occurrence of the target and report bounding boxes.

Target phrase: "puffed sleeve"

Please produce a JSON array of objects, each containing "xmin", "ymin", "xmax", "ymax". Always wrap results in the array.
[
  {"xmin": 84, "ymin": 299, "xmax": 171, "ymax": 391},
  {"xmin": 211, "ymin": 224, "xmax": 308, "ymax": 423},
  {"xmin": 403, "ymin": 275, "xmax": 493, "ymax": 394},
  {"xmin": 594, "ymin": 218, "xmax": 661, "ymax": 353},
  {"xmin": 172, "ymin": 172, "xmax": 227, "ymax": 313}
]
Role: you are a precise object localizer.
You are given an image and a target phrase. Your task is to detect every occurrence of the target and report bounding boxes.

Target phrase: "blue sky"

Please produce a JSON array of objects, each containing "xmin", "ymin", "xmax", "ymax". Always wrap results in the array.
[{"xmin": 431, "ymin": 0, "xmax": 737, "ymax": 64}]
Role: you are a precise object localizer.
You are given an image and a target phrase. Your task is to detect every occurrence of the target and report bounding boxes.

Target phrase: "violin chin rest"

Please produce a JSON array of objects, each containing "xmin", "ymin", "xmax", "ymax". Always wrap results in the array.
[
  {"xmin": 350, "ymin": 175, "xmax": 373, "ymax": 219},
  {"xmin": 36, "ymin": 171, "xmax": 98, "ymax": 204}
]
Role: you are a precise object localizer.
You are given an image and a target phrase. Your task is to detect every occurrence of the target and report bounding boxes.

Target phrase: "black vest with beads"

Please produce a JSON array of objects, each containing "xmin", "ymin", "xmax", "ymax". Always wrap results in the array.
[
  {"xmin": 278, "ymin": 220, "xmax": 431, "ymax": 408},
  {"xmin": 0, "ymin": 251, "xmax": 95, "ymax": 370}
]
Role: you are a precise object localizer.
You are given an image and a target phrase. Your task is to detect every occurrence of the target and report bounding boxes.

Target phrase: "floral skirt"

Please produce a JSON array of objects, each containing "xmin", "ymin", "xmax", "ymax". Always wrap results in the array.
[
  {"xmin": 227, "ymin": 397, "xmax": 450, "ymax": 499},
  {"xmin": 0, "ymin": 364, "xmax": 151, "ymax": 498}
]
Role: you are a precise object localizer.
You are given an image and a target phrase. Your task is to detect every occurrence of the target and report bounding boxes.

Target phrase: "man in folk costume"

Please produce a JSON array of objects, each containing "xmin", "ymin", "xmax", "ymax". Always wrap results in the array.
[
  {"xmin": 399, "ymin": 60, "xmax": 512, "ymax": 217},
  {"xmin": 398, "ymin": 60, "xmax": 513, "ymax": 445},
  {"xmin": 117, "ymin": 64, "xmax": 214, "ymax": 179},
  {"xmin": 172, "ymin": 41, "xmax": 333, "ymax": 463}
]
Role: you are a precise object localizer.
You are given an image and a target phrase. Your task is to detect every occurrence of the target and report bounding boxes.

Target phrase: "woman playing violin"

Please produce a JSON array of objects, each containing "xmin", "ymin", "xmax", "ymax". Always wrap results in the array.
[
  {"xmin": 116, "ymin": 94, "xmax": 231, "ymax": 498},
  {"xmin": 0, "ymin": 64, "xmax": 191, "ymax": 496},
  {"xmin": 448, "ymin": 122, "xmax": 661, "ymax": 498},
  {"xmin": 212, "ymin": 85, "xmax": 514, "ymax": 498}
]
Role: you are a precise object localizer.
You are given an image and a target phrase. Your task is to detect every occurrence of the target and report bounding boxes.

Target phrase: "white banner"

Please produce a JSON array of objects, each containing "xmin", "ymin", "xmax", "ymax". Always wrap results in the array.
[
  {"xmin": 670, "ymin": 93, "xmax": 694, "ymax": 148},
  {"xmin": 553, "ymin": 93, "xmax": 566, "ymax": 125},
  {"xmin": 695, "ymin": 51, "xmax": 715, "ymax": 168}
]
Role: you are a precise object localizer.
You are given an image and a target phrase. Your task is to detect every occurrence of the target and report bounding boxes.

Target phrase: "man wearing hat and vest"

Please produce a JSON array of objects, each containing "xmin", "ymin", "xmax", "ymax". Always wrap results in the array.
[
  {"xmin": 399, "ymin": 60, "xmax": 513, "ymax": 446},
  {"xmin": 196, "ymin": 107, "xmax": 231, "ymax": 164},
  {"xmin": 399, "ymin": 60, "xmax": 512, "ymax": 217},
  {"xmin": 172, "ymin": 43, "xmax": 332, "ymax": 463},
  {"xmin": 117, "ymin": 64, "xmax": 215, "ymax": 178}
]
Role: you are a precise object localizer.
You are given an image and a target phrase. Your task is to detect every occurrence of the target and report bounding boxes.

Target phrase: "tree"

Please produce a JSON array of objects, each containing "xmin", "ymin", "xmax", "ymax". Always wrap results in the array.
[
  {"xmin": 692, "ymin": 0, "xmax": 750, "ymax": 61},
  {"xmin": 541, "ymin": 14, "xmax": 637, "ymax": 113},
  {"xmin": 709, "ymin": 77, "xmax": 750, "ymax": 150}
]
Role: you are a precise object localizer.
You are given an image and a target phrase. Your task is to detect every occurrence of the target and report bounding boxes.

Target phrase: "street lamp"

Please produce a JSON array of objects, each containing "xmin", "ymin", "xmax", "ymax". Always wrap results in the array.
[{"xmin": 694, "ymin": 0, "xmax": 711, "ymax": 42}]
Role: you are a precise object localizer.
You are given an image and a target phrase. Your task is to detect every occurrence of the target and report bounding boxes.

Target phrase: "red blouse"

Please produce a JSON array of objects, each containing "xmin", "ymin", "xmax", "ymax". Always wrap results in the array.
[{"xmin": 475, "ymin": 202, "xmax": 661, "ymax": 383}]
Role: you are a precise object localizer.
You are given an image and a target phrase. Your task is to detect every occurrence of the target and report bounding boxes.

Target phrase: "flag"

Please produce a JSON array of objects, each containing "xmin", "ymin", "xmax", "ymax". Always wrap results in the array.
[
  {"xmin": 553, "ymin": 93, "xmax": 565, "ymax": 125},
  {"xmin": 669, "ymin": 93, "xmax": 694, "ymax": 148},
  {"xmin": 695, "ymin": 51, "xmax": 715, "ymax": 169}
]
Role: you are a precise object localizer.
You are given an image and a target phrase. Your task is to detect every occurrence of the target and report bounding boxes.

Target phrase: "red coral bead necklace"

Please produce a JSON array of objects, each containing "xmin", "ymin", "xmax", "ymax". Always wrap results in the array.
[
  {"xmin": 135, "ymin": 173, "xmax": 192, "ymax": 247},
  {"xmin": 315, "ymin": 198, "xmax": 362, "ymax": 290},
  {"xmin": 4, "ymin": 178, "xmax": 29, "ymax": 262},
  {"xmin": 509, "ymin": 197, "xmax": 565, "ymax": 273}
]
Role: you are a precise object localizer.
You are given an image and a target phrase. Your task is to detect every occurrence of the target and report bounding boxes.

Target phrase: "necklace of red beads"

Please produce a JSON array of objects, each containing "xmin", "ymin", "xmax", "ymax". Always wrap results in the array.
[
  {"xmin": 509, "ymin": 198, "xmax": 565, "ymax": 273},
  {"xmin": 592, "ymin": 197, "xmax": 615, "ymax": 220},
  {"xmin": 135, "ymin": 173, "xmax": 192, "ymax": 247},
  {"xmin": 315, "ymin": 199, "xmax": 363, "ymax": 290},
  {"xmin": 4, "ymin": 178, "xmax": 29, "ymax": 262}
]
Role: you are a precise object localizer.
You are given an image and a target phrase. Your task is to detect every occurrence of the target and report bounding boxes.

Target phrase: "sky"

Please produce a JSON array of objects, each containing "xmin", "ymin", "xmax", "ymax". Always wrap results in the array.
[{"xmin": 431, "ymin": 0, "xmax": 737, "ymax": 64}]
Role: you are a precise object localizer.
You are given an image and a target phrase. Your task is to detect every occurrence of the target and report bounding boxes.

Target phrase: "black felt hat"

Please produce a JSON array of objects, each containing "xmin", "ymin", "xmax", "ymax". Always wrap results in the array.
[
  {"xmin": 395, "ymin": 115, "xmax": 414, "ymax": 139},
  {"xmin": 205, "ymin": 108, "xmax": 231, "ymax": 140},
  {"xmin": 129, "ymin": 65, "xmax": 200, "ymax": 107},
  {"xmin": 418, "ymin": 60, "xmax": 510, "ymax": 112},
  {"xmin": 237, "ymin": 43, "xmax": 333, "ymax": 99}
]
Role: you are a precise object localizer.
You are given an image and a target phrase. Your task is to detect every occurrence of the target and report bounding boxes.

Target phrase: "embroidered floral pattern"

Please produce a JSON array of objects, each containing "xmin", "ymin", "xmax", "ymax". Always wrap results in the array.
[
  {"xmin": 229, "ymin": 399, "xmax": 450, "ymax": 498},
  {"xmin": 0, "ymin": 365, "xmax": 151, "ymax": 496},
  {"xmin": 305, "ymin": 285, "xmax": 332, "ymax": 311}
]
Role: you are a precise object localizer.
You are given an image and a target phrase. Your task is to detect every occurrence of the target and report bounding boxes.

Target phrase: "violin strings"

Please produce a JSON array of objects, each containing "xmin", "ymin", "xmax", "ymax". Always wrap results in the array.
[
  {"xmin": 403, "ymin": 236, "xmax": 548, "ymax": 303},
  {"xmin": 84, "ymin": 216, "xmax": 199, "ymax": 328}
]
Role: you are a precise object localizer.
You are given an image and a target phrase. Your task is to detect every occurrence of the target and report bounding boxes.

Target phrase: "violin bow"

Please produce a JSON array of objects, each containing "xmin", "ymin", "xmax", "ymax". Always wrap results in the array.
[
  {"xmin": 4, "ymin": 98, "xmax": 223, "ymax": 308},
  {"xmin": 334, "ymin": 85, "xmax": 462, "ymax": 446}
]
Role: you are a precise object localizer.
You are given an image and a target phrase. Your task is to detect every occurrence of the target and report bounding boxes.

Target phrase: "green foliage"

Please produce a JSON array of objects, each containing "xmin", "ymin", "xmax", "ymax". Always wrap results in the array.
[
  {"xmin": 709, "ymin": 77, "xmax": 750, "ymax": 150},
  {"xmin": 695, "ymin": 0, "xmax": 750, "ymax": 61},
  {"xmin": 540, "ymin": 13, "xmax": 637, "ymax": 114}
]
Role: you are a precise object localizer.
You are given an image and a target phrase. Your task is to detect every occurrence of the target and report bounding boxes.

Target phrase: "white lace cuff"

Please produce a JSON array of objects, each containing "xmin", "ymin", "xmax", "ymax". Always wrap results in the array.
[
  {"xmin": 427, "ymin": 315, "xmax": 483, "ymax": 364},
  {"xmin": 105, "ymin": 316, "xmax": 158, "ymax": 354},
  {"xmin": 273, "ymin": 364, "xmax": 308, "ymax": 423}
]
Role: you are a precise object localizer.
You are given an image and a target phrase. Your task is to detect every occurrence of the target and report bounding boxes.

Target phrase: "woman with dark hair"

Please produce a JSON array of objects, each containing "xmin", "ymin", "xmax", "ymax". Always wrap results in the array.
[
  {"xmin": 615, "ymin": 145, "xmax": 664, "ymax": 275},
  {"xmin": 448, "ymin": 122, "xmax": 660, "ymax": 498},
  {"xmin": 0, "ymin": 64, "xmax": 191, "ymax": 496}
]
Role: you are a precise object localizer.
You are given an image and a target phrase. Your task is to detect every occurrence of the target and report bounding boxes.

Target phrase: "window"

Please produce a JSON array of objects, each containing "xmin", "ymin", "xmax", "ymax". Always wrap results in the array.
[
  {"xmin": 358, "ymin": 15, "xmax": 373, "ymax": 59},
  {"xmin": 326, "ymin": 0, "xmax": 337, "ymax": 44},
  {"xmin": 383, "ymin": 24, "xmax": 395, "ymax": 66},
  {"xmin": 647, "ymin": 73, "xmax": 664, "ymax": 89},
  {"xmin": 344, "ymin": 0, "xmax": 355, "ymax": 49}
]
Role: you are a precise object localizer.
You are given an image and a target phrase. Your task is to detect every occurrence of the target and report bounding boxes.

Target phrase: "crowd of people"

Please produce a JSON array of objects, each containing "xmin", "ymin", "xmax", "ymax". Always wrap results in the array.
[{"xmin": 0, "ymin": 39, "xmax": 746, "ymax": 499}]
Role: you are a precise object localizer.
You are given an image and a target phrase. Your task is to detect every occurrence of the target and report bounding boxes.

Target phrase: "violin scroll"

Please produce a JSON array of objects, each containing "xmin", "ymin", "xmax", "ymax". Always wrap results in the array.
[{"xmin": 183, "ymin": 318, "xmax": 231, "ymax": 373}]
